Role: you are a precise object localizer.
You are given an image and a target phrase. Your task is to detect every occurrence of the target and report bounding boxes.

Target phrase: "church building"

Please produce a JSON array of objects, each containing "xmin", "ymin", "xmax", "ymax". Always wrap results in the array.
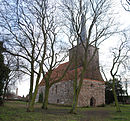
[{"xmin": 36, "ymin": 15, "xmax": 105, "ymax": 107}]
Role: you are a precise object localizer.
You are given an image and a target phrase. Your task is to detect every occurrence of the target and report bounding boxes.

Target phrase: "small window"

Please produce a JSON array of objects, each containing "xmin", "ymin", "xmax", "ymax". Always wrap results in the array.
[
  {"xmin": 57, "ymin": 99, "xmax": 59, "ymax": 103},
  {"xmin": 91, "ymin": 84, "xmax": 94, "ymax": 87}
]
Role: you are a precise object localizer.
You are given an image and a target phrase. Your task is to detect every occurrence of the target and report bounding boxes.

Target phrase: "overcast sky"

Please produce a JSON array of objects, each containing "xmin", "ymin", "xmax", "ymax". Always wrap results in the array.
[
  {"xmin": 99, "ymin": 0, "xmax": 130, "ymax": 93},
  {"xmin": 16, "ymin": 0, "xmax": 130, "ymax": 97}
]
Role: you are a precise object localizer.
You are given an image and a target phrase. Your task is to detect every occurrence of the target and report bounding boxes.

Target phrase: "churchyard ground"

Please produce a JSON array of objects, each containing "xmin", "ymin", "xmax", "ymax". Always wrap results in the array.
[{"xmin": 0, "ymin": 101, "xmax": 130, "ymax": 121}]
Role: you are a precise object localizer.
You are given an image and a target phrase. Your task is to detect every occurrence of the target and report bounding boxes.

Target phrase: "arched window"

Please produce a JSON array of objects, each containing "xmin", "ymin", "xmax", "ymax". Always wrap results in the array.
[{"xmin": 90, "ymin": 97, "xmax": 96, "ymax": 107}]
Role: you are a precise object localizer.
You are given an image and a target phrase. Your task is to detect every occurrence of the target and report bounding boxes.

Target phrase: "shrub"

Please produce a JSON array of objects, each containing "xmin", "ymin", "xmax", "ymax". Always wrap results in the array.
[{"xmin": 38, "ymin": 92, "xmax": 43, "ymax": 103}]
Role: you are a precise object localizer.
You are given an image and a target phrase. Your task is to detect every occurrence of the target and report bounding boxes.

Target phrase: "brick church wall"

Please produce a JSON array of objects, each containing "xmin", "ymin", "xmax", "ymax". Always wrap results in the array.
[
  {"xmin": 78, "ymin": 79, "xmax": 105, "ymax": 107},
  {"xmin": 36, "ymin": 79, "xmax": 105, "ymax": 107}
]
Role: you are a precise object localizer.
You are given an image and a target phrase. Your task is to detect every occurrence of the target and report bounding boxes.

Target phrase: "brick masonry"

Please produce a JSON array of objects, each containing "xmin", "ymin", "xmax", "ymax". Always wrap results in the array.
[{"xmin": 36, "ymin": 79, "xmax": 105, "ymax": 107}]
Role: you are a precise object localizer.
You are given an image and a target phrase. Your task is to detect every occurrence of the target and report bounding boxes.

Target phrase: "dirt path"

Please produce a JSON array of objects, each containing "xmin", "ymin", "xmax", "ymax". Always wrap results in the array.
[
  {"xmin": 80, "ymin": 109, "xmax": 111, "ymax": 121},
  {"xmin": 40, "ymin": 106, "xmax": 112, "ymax": 121}
]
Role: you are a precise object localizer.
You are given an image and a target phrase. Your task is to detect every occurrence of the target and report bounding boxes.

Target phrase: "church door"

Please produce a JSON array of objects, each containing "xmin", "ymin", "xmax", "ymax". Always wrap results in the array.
[{"xmin": 90, "ymin": 97, "xmax": 96, "ymax": 107}]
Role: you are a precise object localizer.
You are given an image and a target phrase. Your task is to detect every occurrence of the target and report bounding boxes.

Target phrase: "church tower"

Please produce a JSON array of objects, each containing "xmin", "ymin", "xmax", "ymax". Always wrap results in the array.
[{"xmin": 69, "ymin": 14, "xmax": 103, "ymax": 81}]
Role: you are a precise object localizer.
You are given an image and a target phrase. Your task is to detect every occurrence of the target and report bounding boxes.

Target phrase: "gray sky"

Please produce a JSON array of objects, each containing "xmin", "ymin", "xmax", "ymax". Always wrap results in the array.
[
  {"xmin": 17, "ymin": 0, "xmax": 130, "ymax": 96},
  {"xmin": 99, "ymin": 0, "xmax": 130, "ymax": 93}
]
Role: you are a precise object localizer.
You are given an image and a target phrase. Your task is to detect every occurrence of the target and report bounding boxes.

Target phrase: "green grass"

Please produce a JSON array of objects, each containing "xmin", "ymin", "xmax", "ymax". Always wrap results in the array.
[
  {"xmin": 0, "ymin": 101, "xmax": 130, "ymax": 121},
  {"xmin": 109, "ymin": 105, "xmax": 130, "ymax": 121}
]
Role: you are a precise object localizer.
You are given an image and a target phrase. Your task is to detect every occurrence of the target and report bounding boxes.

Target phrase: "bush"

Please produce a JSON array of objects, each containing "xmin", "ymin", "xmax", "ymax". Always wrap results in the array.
[{"xmin": 38, "ymin": 92, "xmax": 43, "ymax": 103}]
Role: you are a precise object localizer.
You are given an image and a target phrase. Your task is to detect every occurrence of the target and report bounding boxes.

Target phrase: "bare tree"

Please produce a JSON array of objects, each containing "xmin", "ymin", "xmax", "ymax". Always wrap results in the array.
[
  {"xmin": 2, "ymin": 54, "xmax": 23, "ymax": 101},
  {"xmin": 0, "ymin": 0, "xmax": 62, "ymax": 111},
  {"xmin": 110, "ymin": 36, "xmax": 129, "ymax": 112},
  {"xmin": 61, "ymin": 0, "xmax": 118, "ymax": 113}
]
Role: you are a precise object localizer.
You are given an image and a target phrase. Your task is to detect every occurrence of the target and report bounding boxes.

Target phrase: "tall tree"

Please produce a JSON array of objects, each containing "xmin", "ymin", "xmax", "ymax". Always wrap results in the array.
[
  {"xmin": 0, "ymin": 41, "xmax": 10, "ymax": 105},
  {"xmin": 0, "ymin": 0, "xmax": 62, "ymax": 111},
  {"xmin": 61, "ymin": 0, "xmax": 117, "ymax": 113},
  {"xmin": 110, "ymin": 37, "xmax": 129, "ymax": 112}
]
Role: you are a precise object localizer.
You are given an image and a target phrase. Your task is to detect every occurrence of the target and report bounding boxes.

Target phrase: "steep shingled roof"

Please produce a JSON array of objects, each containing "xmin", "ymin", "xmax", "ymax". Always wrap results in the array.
[{"xmin": 39, "ymin": 61, "xmax": 104, "ymax": 86}]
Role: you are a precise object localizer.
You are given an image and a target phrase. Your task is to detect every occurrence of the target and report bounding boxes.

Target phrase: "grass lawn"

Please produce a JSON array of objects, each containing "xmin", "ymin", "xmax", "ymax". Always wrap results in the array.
[{"xmin": 0, "ymin": 101, "xmax": 130, "ymax": 121}]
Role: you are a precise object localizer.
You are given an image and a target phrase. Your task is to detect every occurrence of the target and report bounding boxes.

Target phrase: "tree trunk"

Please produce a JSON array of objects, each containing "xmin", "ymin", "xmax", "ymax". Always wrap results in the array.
[
  {"xmin": 42, "ymin": 85, "xmax": 49, "ymax": 110},
  {"xmin": 3, "ymin": 81, "xmax": 8, "ymax": 101},
  {"xmin": 29, "ymin": 72, "xmax": 42, "ymax": 111},
  {"xmin": 29, "ymin": 84, "xmax": 39, "ymax": 111},
  {"xmin": 112, "ymin": 78, "xmax": 121, "ymax": 112},
  {"xmin": 70, "ymin": 89, "xmax": 78, "ymax": 114},
  {"xmin": 27, "ymin": 69, "xmax": 34, "ymax": 112},
  {"xmin": 28, "ymin": 51, "xmax": 45, "ymax": 111}
]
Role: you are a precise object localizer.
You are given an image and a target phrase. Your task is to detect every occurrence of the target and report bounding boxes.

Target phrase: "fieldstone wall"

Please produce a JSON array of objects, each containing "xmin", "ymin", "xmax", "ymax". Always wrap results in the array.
[
  {"xmin": 36, "ymin": 80, "xmax": 74, "ymax": 105},
  {"xmin": 36, "ymin": 79, "xmax": 105, "ymax": 107},
  {"xmin": 48, "ymin": 80, "xmax": 73, "ymax": 105},
  {"xmin": 78, "ymin": 79, "xmax": 105, "ymax": 107}
]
